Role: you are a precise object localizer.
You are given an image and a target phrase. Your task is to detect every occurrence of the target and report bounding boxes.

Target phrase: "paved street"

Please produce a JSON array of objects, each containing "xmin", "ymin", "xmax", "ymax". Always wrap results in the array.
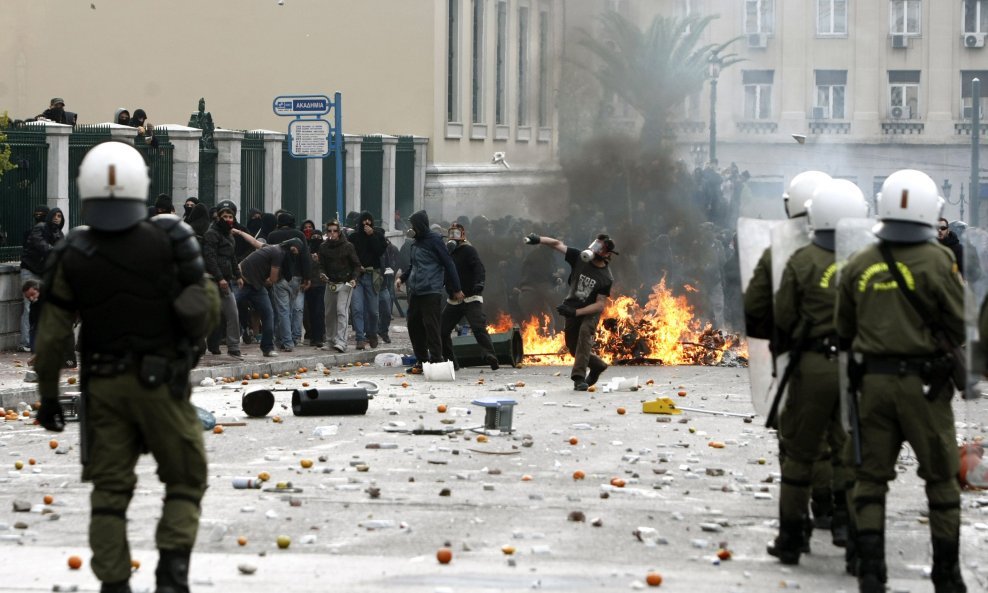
[{"xmin": 1, "ymin": 325, "xmax": 987, "ymax": 592}]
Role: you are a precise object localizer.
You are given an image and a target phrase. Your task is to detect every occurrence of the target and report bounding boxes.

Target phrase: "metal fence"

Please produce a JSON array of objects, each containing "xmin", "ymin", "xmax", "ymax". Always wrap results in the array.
[
  {"xmin": 321, "ymin": 139, "xmax": 346, "ymax": 224},
  {"xmin": 241, "ymin": 131, "xmax": 265, "ymax": 216},
  {"xmin": 395, "ymin": 136, "xmax": 415, "ymax": 222},
  {"xmin": 281, "ymin": 139, "xmax": 307, "ymax": 221},
  {"xmin": 67, "ymin": 125, "xmax": 113, "ymax": 233},
  {"xmin": 0, "ymin": 125, "xmax": 49, "ymax": 262},
  {"xmin": 199, "ymin": 144, "xmax": 217, "ymax": 204},
  {"xmin": 135, "ymin": 129, "xmax": 173, "ymax": 205},
  {"xmin": 360, "ymin": 136, "xmax": 383, "ymax": 224}
]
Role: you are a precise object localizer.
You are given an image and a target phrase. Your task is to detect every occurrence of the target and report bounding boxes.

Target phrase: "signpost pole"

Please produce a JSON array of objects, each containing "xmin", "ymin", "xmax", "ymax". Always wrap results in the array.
[{"xmin": 335, "ymin": 92, "xmax": 344, "ymax": 221}]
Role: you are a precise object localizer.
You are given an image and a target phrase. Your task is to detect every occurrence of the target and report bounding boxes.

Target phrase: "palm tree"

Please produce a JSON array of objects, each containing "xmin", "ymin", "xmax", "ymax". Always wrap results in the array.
[{"xmin": 579, "ymin": 12, "xmax": 742, "ymax": 148}]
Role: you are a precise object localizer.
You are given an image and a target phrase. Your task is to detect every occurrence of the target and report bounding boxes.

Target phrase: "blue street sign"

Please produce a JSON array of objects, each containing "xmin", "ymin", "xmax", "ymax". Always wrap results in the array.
[{"xmin": 272, "ymin": 95, "xmax": 332, "ymax": 117}]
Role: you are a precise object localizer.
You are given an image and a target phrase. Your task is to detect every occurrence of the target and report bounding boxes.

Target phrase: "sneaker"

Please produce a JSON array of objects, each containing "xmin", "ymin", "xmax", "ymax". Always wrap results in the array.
[
  {"xmin": 263, "ymin": 350, "xmax": 279, "ymax": 358},
  {"xmin": 379, "ymin": 334, "xmax": 391, "ymax": 344},
  {"xmin": 485, "ymin": 355, "xmax": 500, "ymax": 371},
  {"xmin": 242, "ymin": 330, "xmax": 254, "ymax": 345},
  {"xmin": 229, "ymin": 351, "xmax": 244, "ymax": 360},
  {"xmin": 280, "ymin": 345, "xmax": 294, "ymax": 353},
  {"xmin": 334, "ymin": 345, "xmax": 345, "ymax": 353},
  {"xmin": 586, "ymin": 363, "xmax": 608, "ymax": 387},
  {"xmin": 208, "ymin": 347, "xmax": 222, "ymax": 356},
  {"xmin": 356, "ymin": 341, "xmax": 366, "ymax": 350},
  {"xmin": 368, "ymin": 336, "xmax": 379, "ymax": 348},
  {"xmin": 573, "ymin": 381, "xmax": 589, "ymax": 391},
  {"xmin": 310, "ymin": 342, "xmax": 324, "ymax": 349},
  {"xmin": 17, "ymin": 345, "xmax": 31, "ymax": 353}
]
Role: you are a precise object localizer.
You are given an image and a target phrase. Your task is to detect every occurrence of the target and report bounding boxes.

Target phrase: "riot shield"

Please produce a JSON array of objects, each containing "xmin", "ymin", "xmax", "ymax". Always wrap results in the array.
[
  {"xmin": 737, "ymin": 217, "xmax": 781, "ymax": 418},
  {"xmin": 835, "ymin": 218, "xmax": 879, "ymax": 433},
  {"xmin": 963, "ymin": 227, "xmax": 988, "ymax": 399}
]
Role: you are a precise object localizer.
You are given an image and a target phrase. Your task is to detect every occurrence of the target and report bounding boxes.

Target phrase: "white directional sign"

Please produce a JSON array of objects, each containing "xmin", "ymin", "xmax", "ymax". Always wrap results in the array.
[{"xmin": 288, "ymin": 119, "xmax": 331, "ymax": 158}]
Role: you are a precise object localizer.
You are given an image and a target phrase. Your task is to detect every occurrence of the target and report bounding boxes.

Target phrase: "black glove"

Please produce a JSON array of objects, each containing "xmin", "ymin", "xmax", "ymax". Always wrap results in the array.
[
  {"xmin": 37, "ymin": 399, "xmax": 65, "ymax": 432},
  {"xmin": 524, "ymin": 233, "xmax": 541, "ymax": 245},
  {"xmin": 556, "ymin": 303, "xmax": 577, "ymax": 318}
]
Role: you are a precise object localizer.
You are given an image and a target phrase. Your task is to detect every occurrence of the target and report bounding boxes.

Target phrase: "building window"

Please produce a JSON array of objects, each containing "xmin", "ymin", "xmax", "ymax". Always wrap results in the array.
[
  {"xmin": 743, "ymin": 70, "xmax": 774, "ymax": 119},
  {"xmin": 447, "ymin": 0, "xmax": 460, "ymax": 123},
  {"xmin": 961, "ymin": 70, "xmax": 988, "ymax": 118},
  {"xmin": 744, "ymin": 0, "xmax": 775, "ymax": 34},
  {"xmin": 890, "ymin": 0, "xmax": 921, "ymax": 35},
  {"xmin": 472, "ymin": 0, "xmax": 485, "ymax": 125},
  {"xmin": 815, "ymin": 70, "xmax": 847, "ymax": 119},
  {"xmin": 817, "ymin": 0, "xmax": 847, "ymax": 35},
  {"xmin": 888, "ymin": 71, "xmax": 920, "ymax": 119},
  {"xmin": 518, "ymin": 5, "xmax": 530, "ymax": 127},
  {"xmin": 965, "ymin": 0, "xmax": 988, "ymax": 33},
  {"xmin": 495, "ymin": 0, "xmax": 508, "ymax": 126},
  {"xmin": 537, "ymin": 7, "xmax": 550, "ymax": 128}
]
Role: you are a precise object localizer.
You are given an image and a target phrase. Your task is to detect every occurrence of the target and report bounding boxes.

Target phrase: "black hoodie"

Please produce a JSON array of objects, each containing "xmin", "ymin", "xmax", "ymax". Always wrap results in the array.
[{"xmin": 347, "ymin": 210, "xmax": 386, "ymax": 270}]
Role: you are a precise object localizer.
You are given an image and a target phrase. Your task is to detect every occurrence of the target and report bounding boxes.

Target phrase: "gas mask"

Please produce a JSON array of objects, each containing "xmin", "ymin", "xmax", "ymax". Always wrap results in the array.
[
  {"xmin": 448, "ymin": 227, "xmax": 464, "ymax": 241},
  {"xmin": 405, "ymin": 228, "xmax": 417, "ymax": 239},
  {"xmin": 579, "ymin": 234, "xmax": 617, "ymax": 262},
  {"xmin": 446, "ymin": 240, "xmax": 457, "ymax": 252}
]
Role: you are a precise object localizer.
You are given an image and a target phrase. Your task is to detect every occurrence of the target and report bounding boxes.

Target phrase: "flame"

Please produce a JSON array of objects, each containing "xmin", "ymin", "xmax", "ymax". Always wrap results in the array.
[{"xmin": 487, "ymin": 278, "xmax": 747, "ymax": 366}]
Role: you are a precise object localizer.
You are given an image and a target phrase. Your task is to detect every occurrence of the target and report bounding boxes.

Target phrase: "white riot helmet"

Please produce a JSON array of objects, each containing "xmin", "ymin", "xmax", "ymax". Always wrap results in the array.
[
  {"xmin": 873, "ymin": 169, "xmax": 943, "ymax": 242},
  {"xmin": 77, "ymin": 141, "xmax": 150, "ymax": 231},
  {"xmin": 806, "ymin": 179, "xmax": 869, "ymax": 250},
  {"xmin": 783, "ymin": 170, "xmax": 831, "ymax": 219}
]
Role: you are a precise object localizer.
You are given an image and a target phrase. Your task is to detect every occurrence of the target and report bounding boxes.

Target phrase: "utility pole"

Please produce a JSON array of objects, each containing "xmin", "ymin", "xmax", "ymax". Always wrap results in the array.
[{"xmin": 972, "ymin": 78, "xmax": 981, "ymax": 227}]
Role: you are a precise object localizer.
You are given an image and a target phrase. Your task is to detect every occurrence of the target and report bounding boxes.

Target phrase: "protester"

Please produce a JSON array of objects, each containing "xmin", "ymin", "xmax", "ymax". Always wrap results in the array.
[
  {"xmin": 440, "ymin": 222, "xmax": 498, "ymax": 370},
  {"xmin": 348, "ymin": 211, "xmax": 387, "ymax": 349},
  {"xmin": 319, "ymin": 220, "xmax": 363, "ymax": 353}
]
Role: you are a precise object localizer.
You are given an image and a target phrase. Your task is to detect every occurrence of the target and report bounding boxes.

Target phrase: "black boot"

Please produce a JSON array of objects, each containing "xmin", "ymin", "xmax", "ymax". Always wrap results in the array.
[
  {"xmin": 100, "ymin": 581, "xmax": 132, "ymax": 593},
  {"xmin": 831, "ymin": 491, "xmax": 849, "ymax": 548},
  {"xmin": 811, "ymin": 487, "xmax": 834, "ymax": 530},
  {"xmin": 155, "ymin": 548, "xmax": 191, "ymax": 593},
  {"xmin": 931, "ymin": 537, "xmax": 967, "ymax": 593},
  {"xmin": 767, "ymin": 520, "xmax": 805, "ymax": 565},
  {"xmin": 856, "ymin": 532, "xmax": 887, "ymax": 593},
  {"xmin": 845, "ymin": 525, "xmax": 858, "ymax": 575},
  {"xmin": 801, "ymin": 514, "xmax": 813, "ymax": 554}
]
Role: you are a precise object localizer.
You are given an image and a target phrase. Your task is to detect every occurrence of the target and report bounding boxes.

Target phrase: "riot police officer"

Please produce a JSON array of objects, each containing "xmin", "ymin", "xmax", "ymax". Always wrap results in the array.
[
  {"xmin": 836, "ymin": 169, "xmax": 966, "ymax": 593},
  {"xmin": 768, "ymin": 179, "xmax": 868, "ymax": 564},
  {"xmin": 35, "ymin": 141, "xmax": 219, "ymax": 593}
]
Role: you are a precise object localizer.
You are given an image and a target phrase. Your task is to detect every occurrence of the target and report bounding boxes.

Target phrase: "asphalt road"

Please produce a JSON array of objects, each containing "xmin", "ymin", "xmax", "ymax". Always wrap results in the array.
[{"xmin": 1, "ymin": 353, "xmax": 987, "ymax": 593}]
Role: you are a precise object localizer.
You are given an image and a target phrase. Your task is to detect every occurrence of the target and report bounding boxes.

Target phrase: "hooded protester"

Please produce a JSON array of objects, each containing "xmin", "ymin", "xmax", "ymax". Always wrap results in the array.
[
  {"xmin": 257, "ymin": 212, "xmax": 277, "ymax": 242},
  {"xmin": 396, "ymin": 210, "xmax": 462, "ymax": 373},
  {"xmin": 302, "ymin": 230, "xmax": 326, "ymax": 347},
  {"xmin": 39, "ymin": 97, "xmax": 68, "ymax": 124},
  {"xmin": 347, "ymin": 211, "xmax": 387, "ymax": 349},
  {"xmin": 185, "ymin": 202, "xmax": 211, "ymax": 246},
  {"xmin": 246, "ymin": 209, "xmax": 263, "ymax": 235},
  {"xmin": 319, "ymin": 220, "xmax": 363, "ymax": 352},
  {"xmin": 18, "ymin": 205, "xmax": 53, "ymax": 351},
  {"xmin": 439, "ymin": 222, "xmax": 498, "ymax": 371},
  {"xmin": 153, "ymin": 194, "xmax": 174, "ymax": 215},
  {"xmin": 203, "ymin": 201, "xmax": 244, "ymax": 359},
  {"xmin": 182, "ymin": 197, "xmax": 200, "ymax": 221},
  {"xmin": 131, "ymin": 109, "xmax": 149, "ymax": 128},
  {"xmin": 266, "ymin": 211, "xmax": 311, "ymax": 351},
  {"xmin": 301, "ymin": 219, "xmax": 317, "ymax": 240},
  {"xmin": 113, "ymin": 108, "xmax": 131, "ymax": 126}
]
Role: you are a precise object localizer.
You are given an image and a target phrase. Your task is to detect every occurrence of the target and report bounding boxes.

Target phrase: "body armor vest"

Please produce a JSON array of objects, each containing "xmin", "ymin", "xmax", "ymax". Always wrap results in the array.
[{"xmin": 60, "ymin": 221, "xmax": 178, "ymax": 355}]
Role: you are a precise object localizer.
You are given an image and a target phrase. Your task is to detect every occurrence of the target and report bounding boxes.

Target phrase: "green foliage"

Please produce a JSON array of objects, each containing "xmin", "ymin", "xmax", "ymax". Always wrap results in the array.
[
  {"xmin": 0, "ymin": 111, "xmax": 15, "ymax": 181},
  {"xmin": 579, "ymin": 12, "xmax": 743, "ymax": 146}
]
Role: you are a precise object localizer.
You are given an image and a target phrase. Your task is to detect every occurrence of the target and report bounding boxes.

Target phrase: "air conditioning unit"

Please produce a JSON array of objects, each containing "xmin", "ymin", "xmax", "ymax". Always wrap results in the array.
[
  {"xmin": 747, "ymin": 33, "xmax": 768, "ymax": 48},
  {"xmin": 811, "ymin": 106, "xmax": 827, "ymax": 119},
  {"xmin": 965, "ymin": 32, "xmax": 986, "ymax": 48},
  {"xmin": 890, "ymin": 105, "xmax": 911, "ymax": 120},
  {"xmin": 891, "ymin": 34, "xmax": 908, "ymax": 49}
]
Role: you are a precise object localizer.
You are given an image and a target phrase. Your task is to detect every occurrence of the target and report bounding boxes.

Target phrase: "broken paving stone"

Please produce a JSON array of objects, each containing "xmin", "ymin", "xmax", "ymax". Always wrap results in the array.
[
  {"xmin": 12, "ymin": 500, "xmax": 30, "ymax": 512},
  {"xmin": 237, "ymin": 563, "xmax": 257, "ymax": 575},
  {"xmin": 705, "ymin": 468, "xmax": 725, "ymax": 477},
  {"xmin": 367, "ymin": 487, "xmax": 381, "ymax": 499},
  {"xmin": 14, "ymin": 521, "xmax": 28, "ymax": 529},
  {"xmin": 699, "ymin": 522, "xmax": 723, "ymax": 533},
  {"xmin": 439, "ymin": 488, "xmax": 452, "ymax": 497},
  {"xmin": 591, "ymin": 517, "xmax": 603, "ymax": 527}
]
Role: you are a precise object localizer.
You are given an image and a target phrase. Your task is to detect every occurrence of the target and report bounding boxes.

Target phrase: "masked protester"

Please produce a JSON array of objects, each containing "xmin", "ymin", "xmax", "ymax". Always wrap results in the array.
[
  {"xmin": 440, "ymin": 223, "xmax": 499, "ymax": 370},
  {"xmin": 302, "ymin": 230, "xmax": 326, "ymax": 347},
  {"xmin": 203, "ymin": 200, "xmax": 244, "ymax": 359},
  {"xmin": 318, "ymin": 220, "xmax": 363, "ymax": 353},
  {"xmin": 396, "ymin": 210, "xmax": 462, "ymax": 373},
  {"xmin": 39, "ymin": 97, "xmax": 68, "ymax": 124},
  {"xmin": 347, "ymin": 211, "xmax": 387, "ymax": 349},
  {"xmin": 19, "ymin": 205, "xmax": 53, "ymax": 352},
  {"xmin": 34, "ymin": 141, "xmax": 219, "ymax": 593},
  {"xmin": 524, "ymin": 232, "xmax": 614, "ymax": 390}
]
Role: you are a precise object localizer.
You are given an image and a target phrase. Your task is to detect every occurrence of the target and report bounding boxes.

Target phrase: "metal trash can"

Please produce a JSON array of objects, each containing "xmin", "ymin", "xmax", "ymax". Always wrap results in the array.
[
  {"xmin": 291, "ymin": 387, "xmax": 369, "ymax": 416},
  {"xmin": 452, "ymin": 327, "xmax": 524, "ymax": 368},
  {"xmin": 242, "ymin": 389, "xmax": 276, "ymax": 418}
]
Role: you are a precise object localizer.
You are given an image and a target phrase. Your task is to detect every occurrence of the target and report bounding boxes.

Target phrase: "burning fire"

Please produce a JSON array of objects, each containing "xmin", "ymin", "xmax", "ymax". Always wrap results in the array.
[{"xmin": 488, "ymin": 278, "xmax": 746, "ymax": 366}]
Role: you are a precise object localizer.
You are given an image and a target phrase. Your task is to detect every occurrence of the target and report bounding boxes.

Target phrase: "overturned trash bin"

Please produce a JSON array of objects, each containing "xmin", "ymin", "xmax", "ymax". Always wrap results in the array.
[
  {"xmin": 242, "ymin": 389, "xmax": 276, "ymax": 418},
  {"xmin": 452, "ymin": 327, "xmax": 524, "ymax": 368},
  {"xmin": 292, "ymin": 387, "xmax": 369, "ymax": 416}
]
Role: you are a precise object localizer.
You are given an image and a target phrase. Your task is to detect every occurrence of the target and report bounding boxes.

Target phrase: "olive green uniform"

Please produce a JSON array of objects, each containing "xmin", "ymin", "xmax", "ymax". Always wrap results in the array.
[
  {"xmin": 35, "ymin": 227, "xmax": 212, "ymax": 585},
  {"xmin": 835, "ymin": 240, "xmax": 964, "ymax": 586},
  {"xmin": 775, "ymin": 243, "xmax": 851, "ymax": 527}
]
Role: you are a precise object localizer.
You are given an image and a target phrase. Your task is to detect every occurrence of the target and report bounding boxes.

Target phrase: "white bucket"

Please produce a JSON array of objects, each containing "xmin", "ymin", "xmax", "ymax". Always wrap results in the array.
[
  {"xmin": 422, "ymin": 361, "xmax": 456, "ymax": 382},
  {"xmin": 608, "ymin": 376, "xmax": 640, "ymax": 391}
]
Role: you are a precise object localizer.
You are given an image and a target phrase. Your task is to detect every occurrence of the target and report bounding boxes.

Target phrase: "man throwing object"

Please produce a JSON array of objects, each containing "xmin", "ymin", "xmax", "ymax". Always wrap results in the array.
[{"xmin": 525, "ymin": 232, "xmax": 615, "ymax": 390}]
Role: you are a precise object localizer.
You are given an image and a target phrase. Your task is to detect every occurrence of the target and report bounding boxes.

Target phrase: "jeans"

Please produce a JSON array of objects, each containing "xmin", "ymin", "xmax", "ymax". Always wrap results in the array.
[
  {"xmin": 564, "ymin": 313, "xmax": 606, "ymax": 382},
  {"xmin": 441, "ymin": 300, "xmax": 496, "ymax": 368},
  {"xmin": 271, "ymin": 278, "xmax": 299, "ymax": 349},
  {"xmin": 304, "ymin": 284, "xmax": 326, "ymax": 344},
  {"xmin": 19, "ymin": 268, "xmax": 39, "ymax": 350},
  {"xmin": 291, "ymin": 280, "xmax": 305, "ymax": 344},
  {"xmin": 236, "ymin": 284, "xmax": 274, "ymax": 353},
  {"xmin": 324, "ymin": 282, "xmax": 354, "ymax": 350},
  {"xmin": 378, "ymin": 281, "xmax": 393, "ymax": 338},
  {"xmin": 207, "ymin": 282, "xmax": 241, "ymax": 353},
  {"xmin": 350, "ymin": 273, "xmax": 379, "ymax": 343}
]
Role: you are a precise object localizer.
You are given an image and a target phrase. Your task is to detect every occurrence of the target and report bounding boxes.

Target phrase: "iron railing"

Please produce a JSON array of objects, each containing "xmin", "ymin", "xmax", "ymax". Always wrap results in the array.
[
  {"xmin": 0, "ymin": 124, "xmax": 49, "ymax": 262},
  {"xmin": 321, "ymin": 139, "xmax": 346, "ymax": 225},
  {"xmin": 68, "ymin": 125, "xmax": 112, "ymax": 232},
  {"xmin": 395, "ymin": 136, "xmax": 415, "ymax": 223},
  {"xmin": 241, "ymin": 131, "xmax": 265, "ymax": 216},
  {"xmin": 360, "ymin": 136, "xmax": 383, "ymax": 224},
  {"xmin": 281, "ymin": 139, "xmax": 307, "ymax": 220}
]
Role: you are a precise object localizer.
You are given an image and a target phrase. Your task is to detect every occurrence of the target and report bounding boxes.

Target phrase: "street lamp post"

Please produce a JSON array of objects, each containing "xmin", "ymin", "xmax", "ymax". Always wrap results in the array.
[
  {"xmin": 708, "ymin": 53, "xmax": 721, "ymax": 165},
  {"xmin": 943, "ymin": 178, "xmax": 961, "ymax": 222},
  {"xmin": 972, "ymin": 77, "xmax": 981, "ymax": 227}
]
